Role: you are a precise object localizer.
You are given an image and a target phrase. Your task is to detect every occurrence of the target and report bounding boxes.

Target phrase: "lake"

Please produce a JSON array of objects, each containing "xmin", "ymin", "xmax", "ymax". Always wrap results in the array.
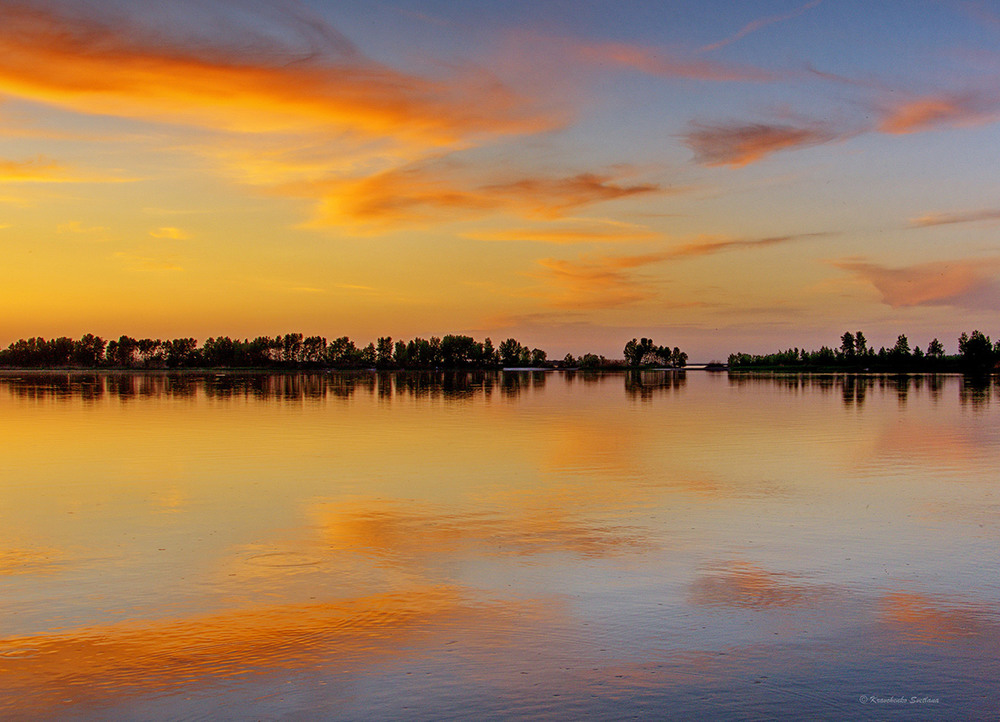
[{"xmin": 1, "ymin": 370, "xmax": 997, "ymax": 720}]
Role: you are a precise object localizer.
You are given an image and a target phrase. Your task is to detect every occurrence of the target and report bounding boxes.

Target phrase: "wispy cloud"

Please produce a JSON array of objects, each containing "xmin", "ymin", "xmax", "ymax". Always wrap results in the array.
[
  {"xmin": 0, "ymin": 2, "xmax": 588, "ymax": 235},
  {"xmin": 287, "ymin": 286, "xmax": 326, "ymax": 294},
  {"xmin": 0, "ymin": 154, "xmax": 133, "ymax": 184},
  {"xmin": 685, "ymin": 122, "xmax": 839, "ymax": 166},
  {"xmin": 0, "ymin": 156, "xmax": 65, "ymax": 182},
  {"xmin": 483, "ymin": 173, "xmax": 663, "ymax": 218},
  {"xmin": 149, "ymin": 226, "xmax": 191, "ymax": 240},
  {"xmin": 572, "ymin": 40, "xmax": 773, "ymax": 82},
  {"xmin": 663, "ymin": 232, "xmax": 825, "ymax": 258},
  {"xmin": 57, "ymin": 220, "xmax": 113, "ymax": 243},
  {"xmin": 113, "ymin": 251, "xmax": 183, "ymax": 272},
  {"xmin": 878, "ymin": 90, "xmax": 1000, "ymax": 134},
  {"xmin": 528, "ymin": 254, "xmax": 662, "ymax": 309},
  {"xmin": 909, "ymin": 207, "xmax": 1000, "ymax": 227},
  {"xmin": 529, "ymin": 232, "xmax": 817, "ymax": 309},
  {"xmin": 0, "ymin": 2, "xmax": 554, "ymax": 146},
  {"xmin": 832, "ymin": 257, "xmax": 1000, "ymax": 309},
  {"xmin": 700, "ymin": 0, "xmax": 822, "ymax": 53},
  {"xmin": 306, "ymin": 167, "xmax": 665, "ymax": 231}
]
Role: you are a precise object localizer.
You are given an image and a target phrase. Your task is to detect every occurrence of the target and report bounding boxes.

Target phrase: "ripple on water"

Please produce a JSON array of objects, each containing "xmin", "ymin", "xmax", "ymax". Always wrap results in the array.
[{"xmin": 244, "ymin": 552, "xmax": 324, "ymax": 568}]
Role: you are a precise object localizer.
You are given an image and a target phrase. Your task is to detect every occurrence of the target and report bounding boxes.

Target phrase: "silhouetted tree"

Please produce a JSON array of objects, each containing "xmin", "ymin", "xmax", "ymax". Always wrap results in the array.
[
  {"xmin": 360, "ymin": 342, "xmax": 376, "ymax": 367},
  {"xmin": 891, "ymin": 334, "xmax": 911, "ymax": 358},
  {"xmin": 855, "ymin": 330, "xmax": 868, "ymax": 356},
  {"xmin": 959, "ymin": 330, "xmax": 995, "ymax": 374},
  {"xmin": 72, "ymin": 334, "xmax": 106, "ymax": 366},
  {"xmin": 840, "ymin": 331, "xmax": 855, "ymax": 358},
  {"xmin": 302, "ymin": 336, "xmax": 326, "ymax": 365},
  {"xmin": 482, "ymin": 337, "xmax": 497, "ymax": 366},
  {"xmin": 165, "ymin": 338, "xmax": 197, "ymax": 368},
  {"xmin": 376, "ymin": 336, "xmax": 395, "ymax": 369},
  {"xmin": 499, "ymin": 338, "xmax": 523, "ymax": 367}
]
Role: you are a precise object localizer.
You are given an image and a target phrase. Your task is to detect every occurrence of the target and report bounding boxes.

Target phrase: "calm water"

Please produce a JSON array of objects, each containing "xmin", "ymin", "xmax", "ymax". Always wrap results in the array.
[{"xmin": 1, "ymin": 371, "xmax": 997, "ymax": 720}]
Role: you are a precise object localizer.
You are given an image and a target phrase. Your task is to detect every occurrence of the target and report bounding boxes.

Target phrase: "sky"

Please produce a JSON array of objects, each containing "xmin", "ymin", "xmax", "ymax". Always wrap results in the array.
[{"xmin": 1, "ymin": 0, "xmax": 999, "ymax": 360}]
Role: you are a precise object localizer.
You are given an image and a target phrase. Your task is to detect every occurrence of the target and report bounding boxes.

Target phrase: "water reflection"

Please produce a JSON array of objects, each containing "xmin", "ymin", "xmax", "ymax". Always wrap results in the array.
[
  {"xmin": 625, "ymin": 369, "xmax": 686, "ymax": 400},
  {"xmin": 0, "ymin": 370, "xmax": 558, "ymax": 402},
  {"xmin": 1, "ymin": 371, "xmax": 998, "ymax": 719},
  {"xmin": 0, "ymin": 586, "xmax": 553, "ymax": 715},
  {"xmin": 5, "ymin": 370, "xmax": 995, "ymax": 407},
  {"xmin": 689, "ymin": 561, "xmax": 835, "ymax": 609},
  {"xmin": 877, "ymin": 591, "xmax": 987, "ymax": 643},
  {"xmin": 726, "ymin": 372, "xmax": 992, "ymax": 408},
  {"xmin": 959, "ymin": 376, "xmax": 997, "ymax": 408}
]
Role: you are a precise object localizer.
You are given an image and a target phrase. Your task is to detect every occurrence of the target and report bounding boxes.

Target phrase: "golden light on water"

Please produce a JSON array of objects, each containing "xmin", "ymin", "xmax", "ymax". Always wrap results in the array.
[{"xmin": 1, "ymin": 372, "xmax": 998, "ymax": 717}]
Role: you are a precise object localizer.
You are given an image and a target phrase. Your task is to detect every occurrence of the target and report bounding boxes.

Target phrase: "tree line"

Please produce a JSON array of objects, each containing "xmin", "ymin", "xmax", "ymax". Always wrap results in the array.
[
  {"xmin": 728, "ymin": 330, "xmax": 999, "ymax": 374},
  {"xmin": 0, "ymin": 333, "xmax": 554, "ymax": 370},
  {"xmin": 0, "ymin": 332, "xmax": 694, "ymax": 371}
]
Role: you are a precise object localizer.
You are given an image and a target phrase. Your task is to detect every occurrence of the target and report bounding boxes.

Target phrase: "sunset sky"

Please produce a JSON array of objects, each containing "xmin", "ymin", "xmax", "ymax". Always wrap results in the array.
[{"xmin": 2, "ymin": 0, "xmax": 999, "ymax": 360}]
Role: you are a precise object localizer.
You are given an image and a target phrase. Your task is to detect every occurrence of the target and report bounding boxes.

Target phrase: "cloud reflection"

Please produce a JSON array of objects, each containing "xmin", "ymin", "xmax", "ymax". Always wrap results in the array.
[
  {"xmin": 0, "ymin": 586, "xmax": 543, "ymax": 714},
  {"xmin": 312, "ymin": 499, "xmax": 651, "ymax": 562},
  {"xmin": 878, "ymin": 591, "xmax": 990, "ymax": 643},
  {"xmin": 689, "ymin": 562, "xmax": 833, "ymax": 609}
]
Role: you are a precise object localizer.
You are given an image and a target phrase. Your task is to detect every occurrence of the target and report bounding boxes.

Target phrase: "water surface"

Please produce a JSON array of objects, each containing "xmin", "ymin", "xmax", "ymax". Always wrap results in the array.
[{"xmin": 1, "ymin": 371, "xmax": 997, "ymax": 719}]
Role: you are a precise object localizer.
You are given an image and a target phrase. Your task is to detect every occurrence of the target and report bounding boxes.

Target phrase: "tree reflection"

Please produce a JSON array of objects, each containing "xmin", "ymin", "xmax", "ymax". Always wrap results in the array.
[
  {"xmin": 840, "ymin": 375, "xmax": 870, "ymax": 407},
  {"xmin": 725, "ymin": 372, "xmax": 971, "ymax": 407},
  {"xmin": 625, "ymin": 370, "xmax": 686, "ymax": 400},
  {"xmin": 959, "ymin": 376, "xmax": 994, "ymax": 408}
]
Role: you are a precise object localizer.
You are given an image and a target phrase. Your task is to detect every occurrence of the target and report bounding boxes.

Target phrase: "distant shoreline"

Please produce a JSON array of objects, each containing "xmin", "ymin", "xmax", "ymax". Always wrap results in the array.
[
  {"xmin": 0, "ymin": 366, "xmax": 690, "ymax": 374},
  {"xmin": 0, "ymin": 366, "xmax": 978, "ymax": 377}
]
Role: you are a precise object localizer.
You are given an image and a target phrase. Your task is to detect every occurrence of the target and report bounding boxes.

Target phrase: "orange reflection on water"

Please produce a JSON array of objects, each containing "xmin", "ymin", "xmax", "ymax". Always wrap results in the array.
[
  {"xmin": 312, "ymin": 498, "xmax": 651, "ymax": 563},
  {"xmin": 878, "ymin": 591, "xmax": 986, "ymax": 643},
  {"xmin": 0, "ymin": 585, "xmax": 502, "ymax": 713},
  {"xmin": 0, "ymin": 545, "xmax": 62, "ymax": 576},
  {"xmin": 870, "ymin": 421, "xmax": 980, "ymax": 469}
]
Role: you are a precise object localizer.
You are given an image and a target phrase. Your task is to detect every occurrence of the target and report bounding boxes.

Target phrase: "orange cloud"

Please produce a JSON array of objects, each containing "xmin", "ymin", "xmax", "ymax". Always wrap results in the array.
[
  {"xmin": 0, "ymin": 155, "xmax": 131, "ymax": 184},
  {"xmin": 832, "ymin": 257, "xmax": 1000, "ymax": 309},
  {"xmin": 878, "ymin": 92, "xmax": 999, "ymax": 134},
  {"xmin": 0, "ymin": 156, "xmax": 64, "ymax": 182},
  {"xmin": 483, "ymin": 173, "xmax": 662, "ymax": 218},
  {"xmin": 573, "ymin": 41, "xmax": 773, "ymax": 82},
  {"xmin": 57, "ymin": 221, "xmax": 108, "ymax": 235},
  {"xmin": 308, "ymin": 167, "xmax": 664, "ymax": 230},
  {"xmin": 148, "ymin": 226, "xmax": 190, "ymax": 240},
  {"xmin": 664, "ymin": 232, "xmax": 824, "ymax": 258},
  {"xmin": 909, "ymin": 208, "xmax": 1000, "ymax": 227},
  {"xmin": 529, "ymin": 255, "xmax": 661, "ymax": 309},
  {"xmin": 529, "ymin": 232, "xmax": 819, "ymax": 309},
  {"xmin": 685, "ymin": 122, "xmax": 838, "ymax": 166},
  {"xmin": 0, "ymin": 2, "xmax": 553, "ymax": 145}
]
